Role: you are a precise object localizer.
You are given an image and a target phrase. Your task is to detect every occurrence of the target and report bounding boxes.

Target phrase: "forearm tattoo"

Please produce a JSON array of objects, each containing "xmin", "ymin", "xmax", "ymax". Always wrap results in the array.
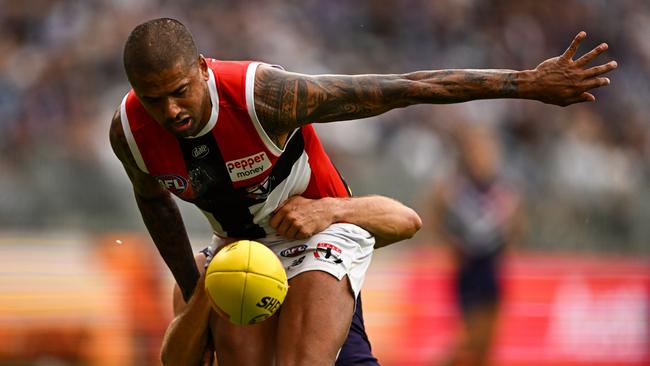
[
  {"xmin": 255, "ymin": 67, "xmax": 397, "ymax": 135},
  {"xmin": 501, "ymin": 73, "xmax": 518, "ymax": 97},
  {"xmin": 254, "ymin": 66, "xmax": 521, "ymax": 135}
]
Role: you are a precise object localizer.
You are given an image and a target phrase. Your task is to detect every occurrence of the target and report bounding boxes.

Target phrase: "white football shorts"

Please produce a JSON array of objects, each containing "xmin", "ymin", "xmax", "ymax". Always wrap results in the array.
[{"xmin": 206, "ymin": 223, "xmax": 375, "ymax": 298}]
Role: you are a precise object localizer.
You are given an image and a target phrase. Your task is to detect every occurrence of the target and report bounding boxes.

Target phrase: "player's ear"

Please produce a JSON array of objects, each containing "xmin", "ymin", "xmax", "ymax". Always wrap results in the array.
[{"xmin": 198, "ymin": 55, "xmax": 209, "ymax": 81}]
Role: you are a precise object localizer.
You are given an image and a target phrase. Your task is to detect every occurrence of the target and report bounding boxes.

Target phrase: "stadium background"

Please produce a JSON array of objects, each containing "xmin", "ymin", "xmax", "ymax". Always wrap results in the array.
[{"xmin": 0, "ymin": 0, "xmax": 648, "ymax": 365}]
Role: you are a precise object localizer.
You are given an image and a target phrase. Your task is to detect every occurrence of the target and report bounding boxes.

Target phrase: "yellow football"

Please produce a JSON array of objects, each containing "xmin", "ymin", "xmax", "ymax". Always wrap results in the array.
[{"xmin": 205, "ymin": 240, "xmax": 289, "ymax": 325}]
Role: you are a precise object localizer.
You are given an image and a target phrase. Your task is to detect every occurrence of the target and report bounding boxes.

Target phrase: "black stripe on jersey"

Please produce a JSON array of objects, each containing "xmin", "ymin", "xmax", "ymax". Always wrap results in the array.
[
  {"xmin": 333, "ymin": 165, "xmax": 352, "ymax": 197},
  {"xmin": 239, "ymin": 130, "xmax": 305, "ymax": 205},
  {"xmin": 177, "ymin": 134, "xmax": 266, "ymax": 239}
]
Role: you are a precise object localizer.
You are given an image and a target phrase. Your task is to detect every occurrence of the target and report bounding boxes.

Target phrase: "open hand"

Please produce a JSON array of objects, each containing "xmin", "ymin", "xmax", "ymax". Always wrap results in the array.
[{"xmin": 532, "ymin": 31, "xmax": 617, "ymax": 106}]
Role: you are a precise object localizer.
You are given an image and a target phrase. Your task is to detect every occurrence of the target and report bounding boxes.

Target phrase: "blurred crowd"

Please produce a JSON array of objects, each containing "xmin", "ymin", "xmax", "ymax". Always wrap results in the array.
[{"xmin": 1, "ymin": 0, "xmax": 649, "ymax": 254}]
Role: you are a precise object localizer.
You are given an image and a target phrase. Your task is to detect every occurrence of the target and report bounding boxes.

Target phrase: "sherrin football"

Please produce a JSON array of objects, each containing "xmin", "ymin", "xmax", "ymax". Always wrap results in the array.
[{"xmin": 205, "ymin": 240, "xmax": 289, "ymax": 325}]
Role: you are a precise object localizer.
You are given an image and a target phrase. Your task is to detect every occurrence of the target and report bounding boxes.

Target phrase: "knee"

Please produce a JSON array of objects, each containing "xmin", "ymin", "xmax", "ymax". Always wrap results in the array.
[
  {"xmin": 214, "ymin": 325, "xmax": 248, "ymax": 351},
  {"xmin": 213, "ymin": 316, "xmax": 278, "ymax": 364}
]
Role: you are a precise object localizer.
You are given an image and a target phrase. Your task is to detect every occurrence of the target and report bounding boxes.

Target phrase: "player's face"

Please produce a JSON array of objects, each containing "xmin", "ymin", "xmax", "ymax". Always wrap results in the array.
[{"xmin": 131, "ymin": 57, "xmax": 211, "ymax": 138}]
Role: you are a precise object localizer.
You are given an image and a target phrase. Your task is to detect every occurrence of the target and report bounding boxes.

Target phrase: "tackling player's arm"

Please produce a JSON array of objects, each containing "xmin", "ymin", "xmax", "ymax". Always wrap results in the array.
[
  {"xmin": 109, "ymin": 109, "xmax": 200, "ymax": 302},
  {"xmin": 161, "ymin": 254, "xmax": 213, "ymax": 366},
  {"xmin": 254, "ymin": 32, "xmax": 617, "ymax": 137},
  {"xmin": 270, "ymin": 195, "xmax": 422, "ymax": 248}
]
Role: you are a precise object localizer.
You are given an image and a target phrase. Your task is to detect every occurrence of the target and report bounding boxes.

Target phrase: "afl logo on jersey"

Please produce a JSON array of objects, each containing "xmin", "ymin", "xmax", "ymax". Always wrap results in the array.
[
  {"xmin": 192, "ymin": 145, "xmax": 209, "ymax": 159},
  {"xmin": 156, "ymin": 175, "xmax": 188, "ymax": 194}
]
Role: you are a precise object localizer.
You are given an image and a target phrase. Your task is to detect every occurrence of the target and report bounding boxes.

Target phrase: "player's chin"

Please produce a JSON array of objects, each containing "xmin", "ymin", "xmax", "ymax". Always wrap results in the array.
[
  {"xmin": 174, "ymin": 130, "xmax": 196, "ymax": 138},
  {"xmin": 166, "ymin": 119, "xmax": 196, "ymax": 137}
]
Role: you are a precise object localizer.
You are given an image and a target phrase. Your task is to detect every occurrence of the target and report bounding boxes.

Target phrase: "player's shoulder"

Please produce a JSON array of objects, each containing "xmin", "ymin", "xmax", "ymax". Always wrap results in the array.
[
  {"xmin": 205, "ymin": 58, "xmax": 258, "ymax": 74},
  {"xmin": 109, "ymin": 106, "xmax": 124, "ymax": 142},
  {"xmin": 109, "ymin": 105, "xmax": 148, "ymax": 176},
  {"xmin": 207, "ymin": 58, "xmax": 286, "ymax": 76},
  {"xmin": 252, "ymin": 63, "xmax": 296, "ymax": 94},
  {"xmin": 108, "ymin": 103, "xmax": 131, "ymax": 162}
]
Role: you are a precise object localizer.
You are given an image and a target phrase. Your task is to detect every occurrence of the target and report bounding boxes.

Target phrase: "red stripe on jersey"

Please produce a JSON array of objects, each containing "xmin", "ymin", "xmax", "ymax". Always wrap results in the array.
[
  {"xmin": 208, "ymin": 59, "xmax": 248, "ymax": 108},
  {"xmin": 207, "ymin": 59, "xmax": 279, "ymax": 189},
  {"xmin": 301, "ymin": 125, "xmax": 351, "ymax": 199}
]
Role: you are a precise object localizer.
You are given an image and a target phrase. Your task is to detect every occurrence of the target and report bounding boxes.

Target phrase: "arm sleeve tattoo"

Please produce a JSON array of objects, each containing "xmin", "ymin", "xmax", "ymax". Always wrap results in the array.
[{"xmin": 254, "ymin": 65, "xmax": 524, "ymax": 135}]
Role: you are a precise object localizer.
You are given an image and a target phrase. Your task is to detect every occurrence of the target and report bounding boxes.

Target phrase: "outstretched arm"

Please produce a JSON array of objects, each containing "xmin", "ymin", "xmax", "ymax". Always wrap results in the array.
[
  {"xmin": 109, "ymin": 109, "xmax": 200, "ymax": 302},
  {"xmin": 270, "ymin": 195, "xmax": 422, "ymax": 248},
  {"xmin": 255, "ymin": 32, "xmax": 617, "ymax": 136}
]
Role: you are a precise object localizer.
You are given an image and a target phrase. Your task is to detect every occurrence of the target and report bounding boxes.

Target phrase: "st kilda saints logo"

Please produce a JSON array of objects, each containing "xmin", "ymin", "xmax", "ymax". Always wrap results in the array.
[
  {"xmin": 314, "ymin": 243, "xmax": 343, "ymax": 264},
  {"xmin": 245, "ymin": 175, "xmax": 273, "ymax": 200}
]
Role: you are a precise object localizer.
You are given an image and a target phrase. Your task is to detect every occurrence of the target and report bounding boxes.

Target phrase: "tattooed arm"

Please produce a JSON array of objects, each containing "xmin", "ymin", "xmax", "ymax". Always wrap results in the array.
[
  {"xmin": 109, "ymin": 109, "xmax": 200, "ymax": 302},
  {"xmin": 254, "ymin": 32, "xmax": 617, "ymax": 136}
]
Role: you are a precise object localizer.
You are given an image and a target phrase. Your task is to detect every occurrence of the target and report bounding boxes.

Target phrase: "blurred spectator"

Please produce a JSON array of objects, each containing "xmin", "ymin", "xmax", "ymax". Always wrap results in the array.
[
  {"xmin": 430, "ymin": 124, "xmax": 525, "ymax": 366},
  {"xmin": 547, "ymin": 106, "xmax": 642, "ymax": 250}
]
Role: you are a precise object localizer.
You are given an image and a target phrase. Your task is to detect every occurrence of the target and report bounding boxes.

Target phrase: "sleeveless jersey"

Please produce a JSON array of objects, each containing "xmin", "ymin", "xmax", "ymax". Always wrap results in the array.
[{"xmin": 120, "ymin": 59, "xmax": 350, "ymax": 239}]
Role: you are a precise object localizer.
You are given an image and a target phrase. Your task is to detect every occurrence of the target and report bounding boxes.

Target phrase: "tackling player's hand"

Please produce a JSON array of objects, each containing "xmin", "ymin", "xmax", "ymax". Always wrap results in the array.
[
  {"xmin": 270, "ymin": 196, "xmax": 336, "ymax": 240},
  {"xmin": 530, "ymin": 31, "xmax": 617, "ymax": 106}
]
